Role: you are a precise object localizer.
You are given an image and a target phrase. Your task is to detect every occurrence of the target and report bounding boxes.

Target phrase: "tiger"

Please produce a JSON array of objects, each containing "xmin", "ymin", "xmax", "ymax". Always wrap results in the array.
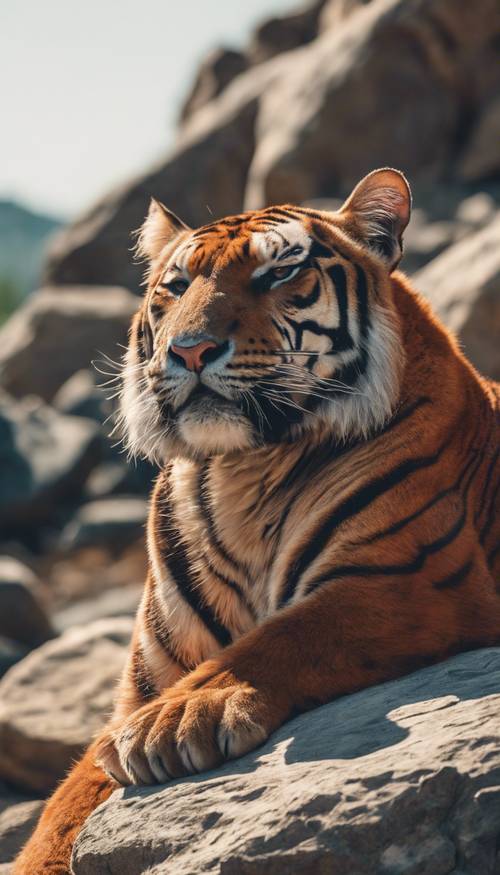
[{"xmin": 15, "ymin": 168, "xmax": 500, "ymax": 874}]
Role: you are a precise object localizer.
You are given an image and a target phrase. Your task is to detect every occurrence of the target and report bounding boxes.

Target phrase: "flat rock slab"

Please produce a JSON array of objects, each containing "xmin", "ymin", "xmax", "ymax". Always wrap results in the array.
[
  {"xmin": 74, "ymin": 648, "xmax": 500, "ymax": 875},
  {"xmin": 0, "ymin": 618, "xmax": 133, "ymax": 794}
]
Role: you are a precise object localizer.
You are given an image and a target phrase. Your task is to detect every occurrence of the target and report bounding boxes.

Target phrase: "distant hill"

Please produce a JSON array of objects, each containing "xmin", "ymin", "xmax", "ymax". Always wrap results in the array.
[{"xmin": 0, "ymin": 200, "xmax": 63, "ymax": 321}]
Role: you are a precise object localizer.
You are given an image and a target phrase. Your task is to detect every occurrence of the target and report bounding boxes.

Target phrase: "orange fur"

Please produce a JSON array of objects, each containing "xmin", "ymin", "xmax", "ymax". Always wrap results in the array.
[{"xmin": 15, "ymin": 169, "xmax": 499, "ymax": 873}]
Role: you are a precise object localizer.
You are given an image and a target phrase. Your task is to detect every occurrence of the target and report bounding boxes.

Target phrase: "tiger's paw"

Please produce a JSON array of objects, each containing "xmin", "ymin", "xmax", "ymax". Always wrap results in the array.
[{"xmin": 96, "ymin": 671, "xmax": 282, "ymax": 786}]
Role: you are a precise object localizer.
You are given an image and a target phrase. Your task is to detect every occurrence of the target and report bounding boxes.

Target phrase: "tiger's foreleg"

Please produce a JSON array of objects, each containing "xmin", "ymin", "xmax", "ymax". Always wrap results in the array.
[{"xmin": 99, "ymin": 569, "xmax": 500, "ymax": 785}]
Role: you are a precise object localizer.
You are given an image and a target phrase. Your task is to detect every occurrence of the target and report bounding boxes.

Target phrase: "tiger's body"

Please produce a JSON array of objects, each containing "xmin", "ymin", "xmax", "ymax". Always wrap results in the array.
[{"xmin": 15, "ymin": 169, "xmax": 499, "ymax": 874}]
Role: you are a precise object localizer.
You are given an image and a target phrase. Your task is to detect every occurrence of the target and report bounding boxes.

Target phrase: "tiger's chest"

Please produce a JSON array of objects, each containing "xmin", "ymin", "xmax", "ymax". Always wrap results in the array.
[{"xmin": 153, "ymin": 446, "xmax": 360, "ymax": 640}]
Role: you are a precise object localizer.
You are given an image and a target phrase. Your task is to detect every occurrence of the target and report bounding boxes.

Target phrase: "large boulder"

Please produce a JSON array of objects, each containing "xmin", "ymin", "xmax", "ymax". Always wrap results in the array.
[
  {"xmin": 0, "ymin": 795, "xmax": 43, "ymax": 866},
  {"xmin": 44, "ymin": 87, "xmax": 263, "ymax": 289},
  {"xmin": 179, "ymin": 48, "xmax": 249, "ymax": 124},
  {"xmin": 0, "ymin": 618, "xmax": 133, "ymax": 794},
  {"xmin": 73, "ymin": 648, "xmax": 500, "ymax": 875},
  {"xmin": 245, "ymin": 0, "xmax": 500, "ymax": 208},
  {"xmin": 0, "ymin": 286, "xmax": 137, "ymax": 402},
  {"xmin": 0, "ymin": 393, "xmax": 100, "ymax": 536},
  {"xmin": 247, "ymin": 0, "xmax": 326, "ymax": 63},
  {"xmin": 0, "ymin": 557, "xmax": 53, "ymax": 649},
  {"xmin": 414, "ymin": 211, "xmax": 500, "ymax": 381},
  {"xmin": 60, "ymin": 497, "xmax": 148, "ymax": 551},
  {"xmin": 53, "ymin": 583, "xmax": 142, "ymax": 633},
  {"xmin": 43, "ymin": 0, "xmax": 500, "ymax": 292}
]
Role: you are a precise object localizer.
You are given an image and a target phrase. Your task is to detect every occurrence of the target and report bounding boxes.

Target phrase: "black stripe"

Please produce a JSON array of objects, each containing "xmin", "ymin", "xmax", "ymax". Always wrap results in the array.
[
  {"xmin": 480, "ymin": 478, "xmax": 500, "ymax": 545},
  {"xmin": 146, "ymin": 590, "xmax": 189, "ymax": 672},
  {"xmin": 362, "ymin": 451, "xmax": 479, "ymax": 544},
  {"xmin": 271, "ymin": 398, "xmax": 430, "ymax": 553},
  {"xmin": 474, "ymin": 448, "xmax": 499, "ymax": 524},
  {"xmin": 204, "ymin": 557, "xmax": 257, "ymax": 620},
  {"xmin": 377, "ymin": 396, "xmax": 431, "ymax": 435},
  {"xmin": 289, "ymin": 278, "xmax": 320, "ymax": 310},
  {"xmin": 307, "ymin": 502, "xmax": 468, "ymax": 592},
  {"xmin": 433, "ymin": 560, "xmax": 473, "ymax": 590},
  {"xmin": 198, "ymin": 463, "xmax": 252, "ymax": 581},
  {"xmin": 132, "ymin": 647, "xmax": 157, "ymax": 702},
  {"xmin": 279, "ymin": 437, "xmax": 452, "ymax": 606},
  {"xmin": 305, "ymin": 449, "xmax": 482, "ymax": 593},
  {"xmin": 157, "ymin": 484, "xmax": 233, "ymax": 647}
]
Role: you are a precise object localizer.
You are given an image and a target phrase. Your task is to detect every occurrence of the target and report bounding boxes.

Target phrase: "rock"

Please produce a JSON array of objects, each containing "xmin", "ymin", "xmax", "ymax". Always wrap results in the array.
[
  {"xmin": 44, "ymin": 88, "xmax": 261, "ymax": 289},
  {"xmin": 0, "ymin": 557, "xmax": 53, "ymax": 649},
  {"xmin": 0, "ymin": 638, "xmax": 28, "ymax": 680},
  {"xmin": 458, "ymin": 99, "xmax": 500, "ymax": 183},
  {"xmin": 414, "ymin": 211, "xmax": 500, "ymax": 381},
  {"xmin": 0, "ymin": 393, "xmax": 100, "ymax": 537},
  {"xmin": 61, "ymin": 497, "xmax": 148, "ymax": 551},
  {"xmin": 319, "ymin": 0, "xmax": 374, "ymax": 30},
  {"xmin": 0, "ymin": 798, "xmax": 43, "ymax": 865},
  {"xmin": 0, "ymin": 618, "xmax": 133, "ymax": 793},
  {"xmin": 180, "ymin": 48, "xmax": 249, "ymax": 124},
  {"xmin": 44, "ymin": 0, "xmax": 500, "ymax": 292},
  {"xmin": 0, "ymin": 286, "xmax": 138, "ymax": 402},
  {"xmin": 248, "ymin": 1, "xmax": 325, "ymax": 63},
  {"xmin": 53, "ymin": 584, "xmax": 142, "ymax": 633},
  {"xmin": 84, "ymin": 460, "xmax": 155, "ymax": 500},
  {"xmin": 53, "ymin": 369, "xmax": 110, "ymax": 422},
  {"xmin": 73, "ymin": 648, "xmax": 500, "ymax": 875},
  {"xmin": 245, "ymin": 0, "xmax": 500, "ymax": 208}
]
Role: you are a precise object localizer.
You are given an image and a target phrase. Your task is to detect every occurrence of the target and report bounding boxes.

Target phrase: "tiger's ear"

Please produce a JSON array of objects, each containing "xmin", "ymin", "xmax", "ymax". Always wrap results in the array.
[
  {"xmin": 338, "ymin": 168, "xmax": 411, "ymax": 271},
  {"xmin": 135, "ymin": 198, "xmax": 191, "ymax": 261}
]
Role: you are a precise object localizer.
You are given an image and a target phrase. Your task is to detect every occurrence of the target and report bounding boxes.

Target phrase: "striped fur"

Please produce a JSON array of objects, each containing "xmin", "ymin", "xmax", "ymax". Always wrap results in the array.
[{"xmin": 14, "ymin": 168, "xmax": 500, "ymax": 874}]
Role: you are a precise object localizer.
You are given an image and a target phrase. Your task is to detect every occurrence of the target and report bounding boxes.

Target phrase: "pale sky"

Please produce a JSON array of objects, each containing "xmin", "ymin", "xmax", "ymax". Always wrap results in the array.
[{"xmin": 1, "ymin": 0, "xmax": 295, "ymax": 219}]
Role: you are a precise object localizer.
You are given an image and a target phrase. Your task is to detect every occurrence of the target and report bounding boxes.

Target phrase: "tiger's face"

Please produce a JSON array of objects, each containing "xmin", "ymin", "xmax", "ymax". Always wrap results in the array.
[{"xmin": 121, "ymin": 168, "xmax": 411, "ymax": 461}]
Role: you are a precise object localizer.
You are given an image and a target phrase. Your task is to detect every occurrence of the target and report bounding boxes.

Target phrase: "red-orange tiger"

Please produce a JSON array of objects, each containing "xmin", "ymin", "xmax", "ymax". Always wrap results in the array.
[{"xmin": 15, "ymin": 168, "xmax": 500, "ymax": 874}]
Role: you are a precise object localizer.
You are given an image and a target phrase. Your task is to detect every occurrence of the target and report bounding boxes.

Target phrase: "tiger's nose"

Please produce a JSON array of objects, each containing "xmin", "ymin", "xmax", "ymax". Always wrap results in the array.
[{"xmin": 169, "ymin": 338, "xmax": 223, "ymax": 372}]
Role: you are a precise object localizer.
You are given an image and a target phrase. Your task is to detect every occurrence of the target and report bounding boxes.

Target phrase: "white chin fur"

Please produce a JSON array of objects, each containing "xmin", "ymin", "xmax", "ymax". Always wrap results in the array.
[{"xmin": 177, "ymin": 409, "xmax": 254, "ymax": 455}]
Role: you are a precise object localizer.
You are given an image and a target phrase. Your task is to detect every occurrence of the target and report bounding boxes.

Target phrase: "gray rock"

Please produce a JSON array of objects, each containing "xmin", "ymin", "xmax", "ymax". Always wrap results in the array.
[
  {"xmin": 52, "ymin": 369, "xmax": 110, "ymax": 422},
  {"xmin": 0, "ymin": 393, "xmax": 100, "ymax": 535},
  {"xmin": 0, "ymin": 618, "xmax": 133, "ymax": 793},
  {"xmin": 179, "ymin": 48, "xmax": 249, "ymax": 124},
  {"xmin": 248, "ymin": 1, "xmax": 326, "ymax": 64},
  {"xmin": 84, "ymin": 459, "xmax": 156, "ymax": 500},
  {"xmin": 0, "ymin": 798, "xmax": 43, "ymax": 864},
  {"xmin": 414, "ymin": 211, "xmax": 500, "ymax": 381},
  {"xmin": 458, "ymin": 97, "xmax": 500, "ymax": 182},
  {"xmin": 44, "ymin": 0, "xmax": 500, "ymax": 295},
  {"xmin": 61, "ymin": 497, "xmax": 148, "ymax": 551},
  {"xmin": 0, "ymin": 557, "xmax": 54, "ymax": 649},
  {"xmin": 0, "ymin": 638, "xmax": 28, "ymax": 680},
  {"xmin": 245, "ymin": 0, "xmax": 500, "ymax": 208},
  {"xmin": 73, "ymin": 648, "xmax": 500, "ymax": 875},
  {"xmin": 53, "ymin": 583, "xmax": 142, "ymax": 633},
  {"xmin": 0, "ymin": 286, "xmax": 137, "ymax": 401}
]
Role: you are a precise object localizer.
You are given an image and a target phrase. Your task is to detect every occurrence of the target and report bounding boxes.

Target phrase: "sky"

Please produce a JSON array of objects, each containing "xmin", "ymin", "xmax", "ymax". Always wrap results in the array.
[{"xmin": 1, "ymin": 0, "xmax": 295, "ymax": 220}]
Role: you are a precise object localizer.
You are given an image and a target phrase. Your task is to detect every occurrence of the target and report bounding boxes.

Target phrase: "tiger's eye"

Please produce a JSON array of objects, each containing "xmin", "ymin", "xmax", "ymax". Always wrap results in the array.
[
  {"xmin": 271, "ymin": 265, "xmax": 295, "ymax": 280},
  {"xmin": 161, "ymin": 278, "xmax": 189, "ymax": 296}
]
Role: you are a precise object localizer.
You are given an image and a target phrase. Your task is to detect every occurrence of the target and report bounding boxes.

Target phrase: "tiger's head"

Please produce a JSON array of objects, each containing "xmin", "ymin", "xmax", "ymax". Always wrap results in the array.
[{"xmin": 120, "ymin": 168, "xmax": 411, "ymax": 461}]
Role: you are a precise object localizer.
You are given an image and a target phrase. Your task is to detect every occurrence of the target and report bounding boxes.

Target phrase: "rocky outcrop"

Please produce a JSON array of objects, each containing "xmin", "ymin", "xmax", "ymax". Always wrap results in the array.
[
  {"xmin": 0, "ymin": 286, "xmax": 137, "ymax": 402},
  {"xmin": 414, "ymin": 211, "xmax": 500, "ymax": 381},
  {"xmin": 61, "ymin": 497, "xmax": 148, "ymax": 551},
  {"xmin": 0, "ymin": 393, "xmax": 100, "ymax": 536},
  {"xmin": 72, "ymin": 648, "xmax": 500, "ymax": 875},
  {"xmin": 0, "ymin": 796, "xmax": 43, "ymax": 866},
  {"xmin": 0, "ymin": 618, "xmax": 132, "ymax": 793},
  {"xmin": 180, "ymin": 48, "xmax": 249, "ymax": 124},
  {"xmin": 43, "ymin": 0, "xmax": 500, "ymax": 292},
  {"xmin": 0, "ymin": 557, "xmax": 53, "ymax": 649}
]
